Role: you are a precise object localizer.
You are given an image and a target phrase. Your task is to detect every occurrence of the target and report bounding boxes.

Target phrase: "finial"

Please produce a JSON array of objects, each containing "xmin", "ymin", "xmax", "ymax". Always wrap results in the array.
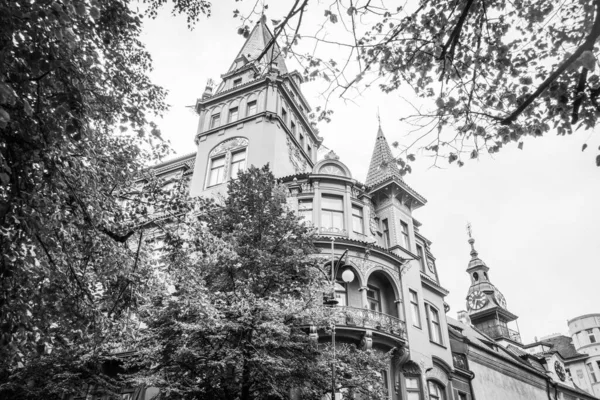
[
  {"xmin": 377, "ymin": 107, "xmax": 381, "ymax": 128},
  {"xmin": 466, "ymin": 222, "xmax": 478, "ymax": 258}
]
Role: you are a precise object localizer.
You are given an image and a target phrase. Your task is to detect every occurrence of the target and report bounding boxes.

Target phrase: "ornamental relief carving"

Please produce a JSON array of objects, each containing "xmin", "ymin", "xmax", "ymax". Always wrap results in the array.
[
  {"xmin": 346, "ymin": 255, "xmax": 402, "ymax": 291},
  {"xmin": 286, "ymin": 135, "xmax": 308, "ymax": 173},
  {"xmin": 210, "ymin": 137, "xmax": 248, "ymax": 157}
]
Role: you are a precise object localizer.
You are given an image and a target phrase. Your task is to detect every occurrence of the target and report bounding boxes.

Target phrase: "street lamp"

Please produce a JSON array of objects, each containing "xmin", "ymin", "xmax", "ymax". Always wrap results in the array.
[{"xmin": 324, "ymin": 243, "xmax": 355, "ymax": 399}]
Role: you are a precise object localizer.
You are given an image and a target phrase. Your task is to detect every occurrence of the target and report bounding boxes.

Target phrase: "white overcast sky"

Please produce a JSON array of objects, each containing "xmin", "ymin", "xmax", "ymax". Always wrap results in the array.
[{"xmin": 140, "ymin": 0, "xmax": 600, "ymax": 343}]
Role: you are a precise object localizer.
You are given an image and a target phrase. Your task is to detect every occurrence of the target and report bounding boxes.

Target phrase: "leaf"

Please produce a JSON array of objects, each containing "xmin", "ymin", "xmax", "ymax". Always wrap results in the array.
[
  {"xmin": 0, "ymin": 107, "xmax": 10, "ymax": 122},
  {"xmin": 582, "ymin": 143, "xmax": 588, "ymax": 152},
  {"xmin": 407, "ymin": 154, "xmax": 416, "ymax": 162},
  {"xmin": 23, "ymin": 100, "xmax": 33, "ymax": 116},
  {"xmin": 0, "ymin": 172, "xmax": 9, "ymax": 185},
  {"xmin": 518, "ymin": 142, "xmax": 523, "ymax": 150},
  {"xmin": 596, "ymin": 155, "xmax": 600, "ymax": 167},
  {"xmin": 579, "ymin": 50, "xmax": 596, "ymax": 71}
]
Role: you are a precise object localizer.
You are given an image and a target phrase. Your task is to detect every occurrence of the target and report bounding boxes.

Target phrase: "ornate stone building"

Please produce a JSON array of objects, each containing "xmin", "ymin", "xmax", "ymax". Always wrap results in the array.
[{"xmin": 130, "ymin": 17, "xmax": 599, "ymax": 400}]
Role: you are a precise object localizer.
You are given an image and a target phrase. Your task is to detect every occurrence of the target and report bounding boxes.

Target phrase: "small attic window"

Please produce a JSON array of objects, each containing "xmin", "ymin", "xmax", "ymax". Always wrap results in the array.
[{"xmin": 233, "ymin": 78, "xmax": 242, "ymax": 87}]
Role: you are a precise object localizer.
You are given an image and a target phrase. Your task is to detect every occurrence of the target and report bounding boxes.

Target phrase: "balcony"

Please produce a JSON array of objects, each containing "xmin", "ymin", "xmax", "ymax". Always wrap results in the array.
[
  {"xmin": 478, "ymin": 324, "xmax": 522, "ymax": 343},
  {"xmin": 331, "ymin": 306, "xmax": 407, "ymax": 341}
]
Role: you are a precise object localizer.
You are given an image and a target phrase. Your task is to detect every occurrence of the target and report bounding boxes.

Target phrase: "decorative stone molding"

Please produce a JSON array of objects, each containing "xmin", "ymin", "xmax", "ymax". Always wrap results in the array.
[
  {"xmin": 324, "ymin": 150, "xmax": 340, "ymax": 160},
  {"xmin": 286, "ymin": 135, "xmax": 308, "ymax": 173},
  {"xmin": 209, "ymin": 137, "xmax": 248, "ymax": 157},
  {"xmin": 300, "ymin": 182, "xmax": 313, "ymax": 193}
]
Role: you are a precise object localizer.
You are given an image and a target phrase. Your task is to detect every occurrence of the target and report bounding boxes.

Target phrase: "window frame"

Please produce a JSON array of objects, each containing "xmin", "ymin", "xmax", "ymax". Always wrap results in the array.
[
  {"xmin": 405, "ymin": 376, "xmax": 421, "ymax": 400},
  {"xmin": 210, "ymin": 112, "xmax": 221, "ymax": 129},
  {"xmin": 246, "ymin": 100, "xmax": 257, "ymax": 116},
  {"xmin": 229, "ymin": 149, "xmax": 247, "ymax": 180},
  {"xmin": 425, "ymin": 304, "xmax": 444, "ymax": 345},
  {"xmin": 588, "ymin": 329, "xmax": 596, "ymax": 344},
  {"xmin": 382, "ymin": 218, "xmax": 391, "ymax": 248},
  {"xmin": 298, "ymin": 198, "xmax": 313, "ymax": 224},
  {"xmin": 366, "ymin": 285, "xmax": 381, "ymax": 312},
  {"xmin": 352, "ymin": 204, "xmax": 364, "ymax": 234},
  {"xmin": 228, "ymin": 106, "xmax": 239, "ymax": 123},
  {"xmin": 416, "ymin": 244, "xmax": 426, "ymax": 272},
  {"xmin": 207, "ymin": 155, "xmax": 226, "ymax": 187},
  {"xmin": 409, "ymin": 289, "xmax": 422, "ymax": 328},
  {"xmin": 427, "ymin": 380, "xmax": 445, "ymax": 400},
  {"xmin": 281, "ymin": 107, "xmax": 288, "ymax": 124},
  {"xmin": 233, "ymin": 77, "xmax": 242, "ymax": 87},
  {"xmin": 321, "ymin": 194, "xmax": 345, "ymax": 230},
  {"xmin": 400, "ymin": 220, "xmax": 410, "ymax": 249},
  {"xmin": 587, "ymin": 363, "xmax": 597, "ymax": 383}
]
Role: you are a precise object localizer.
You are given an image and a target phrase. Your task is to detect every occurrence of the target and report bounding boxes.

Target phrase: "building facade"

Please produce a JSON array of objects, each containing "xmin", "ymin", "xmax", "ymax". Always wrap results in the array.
[{"xmin": 87, "ymin": 17, "xmax": 599, "ymax": 400}]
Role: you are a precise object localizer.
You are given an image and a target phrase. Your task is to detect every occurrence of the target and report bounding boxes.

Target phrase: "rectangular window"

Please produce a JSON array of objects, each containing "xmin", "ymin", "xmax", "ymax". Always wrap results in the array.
[
  {"xmin": 367, "ymin": 286, "xmax": 381, "ymax": 312},
  {"xmin": 291, "ymin": 121, "xmax": 296, "ymax": 135},
  {"xmin": 400, "ymin": 220, "xmax": 410, "ymax": 249},
  {"xmin": 410, "ymin": 290, "xmax": 421, "ymax": 328},
  {"xmin": 229, "ymin": 149, "xmax": 246, "ymax": 180},
  {"xmin": 427, "ymin": 305, "xmax": 443, "ymax": 344},
  {"xmin": 307, "ymin": 144, "xmax": 312, "ymax": 158},
  {"xmin": 587, "ymin": 363, "xmax": 597, "ymax": 383},
  {"xmin": 233, "ymin": 77, "xmax": 242, "ymax": 87},
  {"xmin": 210, "ymin": 113, "xmax": 220, "ymax": 129},
  {"xmin": 458, "ymin": 393, "xmax": 468, "ymax": 400},
  {"xmin": 298, "ymin": 199, "xmax": 313, "ymax": 224},
  {"xmin": 588, "ymin": 329, "xmax": 596, "ymax": 343},
  {"xmin": 299, "ymin": 132, "xmax": 305, "ymax": 148},
  {"xmin": 208, "ymin": 155, "xmax": 226, "ymax": 187},
  {"xmin": 228, "ymin": 107, "xmax": 239, "ymax": 123},
  {"xmin": 281, "ymin": 107, "xmax": 288, "ymax": 124},
  {"xmin": 417, "ymin": 244, "xmax": 426, "ymax": 272},
  {"xmin": 406, "ymin": 377, "xmax": 421, "ymax": 400},
  {"xmin": 246, "ymin": 100, "xmax": 257, "ymax": 116},
  {"xmin": 321, "ymin": 195, "xmax": 344, "ymax": 230},
  {"xmin": 382, "ymin": 219, "xmax": 390, "ymax": 248},
  {"xmin": 352, "ymin": 205, "xmax": 364, "ymax": 234}
]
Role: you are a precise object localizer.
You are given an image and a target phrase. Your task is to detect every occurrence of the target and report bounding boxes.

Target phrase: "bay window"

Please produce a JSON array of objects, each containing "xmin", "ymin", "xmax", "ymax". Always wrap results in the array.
[
  {"xmin": 298, "ymin": 199, "xmax": 313, "ymax": 224},
  {"xmin": 352, "ymin": 205, "xmax": 364, "ymax": 234},
  {"xmin": 321, "ymin": 195, "xmax": 344, "ymax": 230}
]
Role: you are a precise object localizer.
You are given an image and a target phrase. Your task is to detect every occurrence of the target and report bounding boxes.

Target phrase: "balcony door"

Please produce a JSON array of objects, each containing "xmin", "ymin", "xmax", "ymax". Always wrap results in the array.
[{"xmin": 366, "ymin": 286, "xmax": 381, "ymax": 312}]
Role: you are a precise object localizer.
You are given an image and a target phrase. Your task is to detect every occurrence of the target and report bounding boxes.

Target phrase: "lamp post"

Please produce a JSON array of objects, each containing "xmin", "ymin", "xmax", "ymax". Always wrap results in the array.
[{"xmin": 324, "ymin": 241, "xmax": 355, "ymax": 400}]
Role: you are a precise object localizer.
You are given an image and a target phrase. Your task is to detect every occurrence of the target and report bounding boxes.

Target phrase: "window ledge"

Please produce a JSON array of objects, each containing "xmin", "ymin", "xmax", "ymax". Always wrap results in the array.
[{"xmin": 429, "ymin": 340, "xmax": 447, "ymax": 349}]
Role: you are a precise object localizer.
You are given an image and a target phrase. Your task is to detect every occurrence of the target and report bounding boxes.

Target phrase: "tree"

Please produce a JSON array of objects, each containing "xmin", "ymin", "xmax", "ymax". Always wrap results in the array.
[
  {"xmin": 127, "ymin": 166, "xmax": 388, "ymax": 399},
  {"xmin": 233, "ymin": 0, "xmax": 600, "ymax": 168},
  {"xmin": 0, "ymin": 0, "xmax": 209, "ymax": 384}
]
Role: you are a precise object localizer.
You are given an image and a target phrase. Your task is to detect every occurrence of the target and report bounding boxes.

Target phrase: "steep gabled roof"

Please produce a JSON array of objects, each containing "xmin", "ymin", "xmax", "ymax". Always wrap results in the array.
[
  {"xmin": 539, "ymin": 335, "xmax": 589, "ymax": 360},
  {"xmin": 365, "ymin": 126, "xmax": 403, "ymax": 187}
]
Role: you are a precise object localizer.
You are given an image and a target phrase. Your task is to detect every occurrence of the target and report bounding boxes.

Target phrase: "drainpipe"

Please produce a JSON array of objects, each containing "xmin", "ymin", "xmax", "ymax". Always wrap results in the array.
[{"xmin": 468, "ymin": 372, "xmax": 477, "ymax": 400}]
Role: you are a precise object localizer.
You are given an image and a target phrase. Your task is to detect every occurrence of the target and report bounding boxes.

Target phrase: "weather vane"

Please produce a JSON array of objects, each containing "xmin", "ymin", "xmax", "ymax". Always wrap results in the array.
[
  {"xmin": 376, "ymin": 107, "xmax": 381, "ymax": 127},
  {"xmin": 466, "ymin": 222, "xmax": 473, "ymax": 239}
]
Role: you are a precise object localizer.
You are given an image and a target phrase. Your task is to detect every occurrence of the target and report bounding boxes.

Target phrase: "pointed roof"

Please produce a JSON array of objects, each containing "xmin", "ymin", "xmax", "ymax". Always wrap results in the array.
[
  {"xmin": 218, "ymin": 15, "xmax": 288, "ymax": 87},
  {"xmin": 365, "ymin": 125, "xmax": 403, "ymax": 187}
]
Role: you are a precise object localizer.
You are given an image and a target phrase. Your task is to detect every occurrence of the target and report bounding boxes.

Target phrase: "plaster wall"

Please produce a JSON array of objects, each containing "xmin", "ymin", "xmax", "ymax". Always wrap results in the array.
[
  {"xmin": 469, "ymin": 360, "xmax": 547, "ymax": 400},
  {"xmin": 190, "ymin": 117, "xmax": 297, "ymax": 197}
]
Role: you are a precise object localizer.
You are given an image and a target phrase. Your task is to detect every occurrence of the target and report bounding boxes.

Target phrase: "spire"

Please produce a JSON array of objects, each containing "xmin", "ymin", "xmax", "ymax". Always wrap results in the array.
[
  {"xmin": 467, "ymin": 222, "xmax": 478, "ymax": 259},
  {"xmin": 365, "ymin": 124, "xmax": 403, "ymax": 187},
  {"xmin": 227, "ymin": 17, "xmax": 288, "ymax": 76}
]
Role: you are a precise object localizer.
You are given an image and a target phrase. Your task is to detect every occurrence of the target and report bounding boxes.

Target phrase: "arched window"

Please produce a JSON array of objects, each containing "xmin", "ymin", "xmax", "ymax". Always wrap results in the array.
[
  {"xmin": 206, "ymin": 137, "xmax": 248, "ymax": 188},
  {"xmin": 428, "ymin": 381, "xmax": 445, "ymax": 400}
]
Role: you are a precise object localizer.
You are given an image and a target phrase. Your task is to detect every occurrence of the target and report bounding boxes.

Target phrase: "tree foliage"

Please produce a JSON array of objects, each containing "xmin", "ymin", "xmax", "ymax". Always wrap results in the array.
[
  {"xmin": 0, "ymin": 0, "xmax": 209, "ymax": 382},
  {"xmin": 127, "ymin": 166, "xmax": 388, "ymax": 400},
  {"xmin": 235, "ymin": 0, "xmax": 600, "ymax": 167}
]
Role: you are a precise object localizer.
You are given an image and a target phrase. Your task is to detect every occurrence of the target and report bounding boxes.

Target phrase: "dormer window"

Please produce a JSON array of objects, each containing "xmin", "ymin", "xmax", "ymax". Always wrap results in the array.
[
  {"xmin": 233, "ymin": 77, "xmax": 242, "ymax": 87},
  {"xmin": 291, "ymin": 121, "xmax": 296, "ymax": 135}
]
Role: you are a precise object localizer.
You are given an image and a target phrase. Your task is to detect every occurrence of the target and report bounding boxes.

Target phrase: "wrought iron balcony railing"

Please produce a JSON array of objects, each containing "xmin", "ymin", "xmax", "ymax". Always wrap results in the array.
[{"xmin": 331, "ymin": 306, "xmax": 407, "ymax": 341}]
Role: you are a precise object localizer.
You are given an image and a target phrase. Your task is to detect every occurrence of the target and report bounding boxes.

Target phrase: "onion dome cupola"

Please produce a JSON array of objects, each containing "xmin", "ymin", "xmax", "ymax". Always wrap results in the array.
[{"xmin": 465, "ymin": 224, "xmax": 521, "ymax": 343}]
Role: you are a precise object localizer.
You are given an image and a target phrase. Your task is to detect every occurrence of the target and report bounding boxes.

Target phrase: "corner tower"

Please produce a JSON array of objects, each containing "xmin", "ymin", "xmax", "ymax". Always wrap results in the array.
[
  {"xmin": 464, "ymin": 227, "xmax": 522, "ymax": 345},
  {"xmin": 189, "ymin": 16, "xmax": 320, "ymax": 197}
]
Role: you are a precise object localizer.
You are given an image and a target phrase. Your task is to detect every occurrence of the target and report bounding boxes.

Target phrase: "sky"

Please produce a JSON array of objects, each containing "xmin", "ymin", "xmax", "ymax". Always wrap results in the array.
[{"xmin": 140, "ymin": 0, "xmax": 600, "ymax": 343}]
